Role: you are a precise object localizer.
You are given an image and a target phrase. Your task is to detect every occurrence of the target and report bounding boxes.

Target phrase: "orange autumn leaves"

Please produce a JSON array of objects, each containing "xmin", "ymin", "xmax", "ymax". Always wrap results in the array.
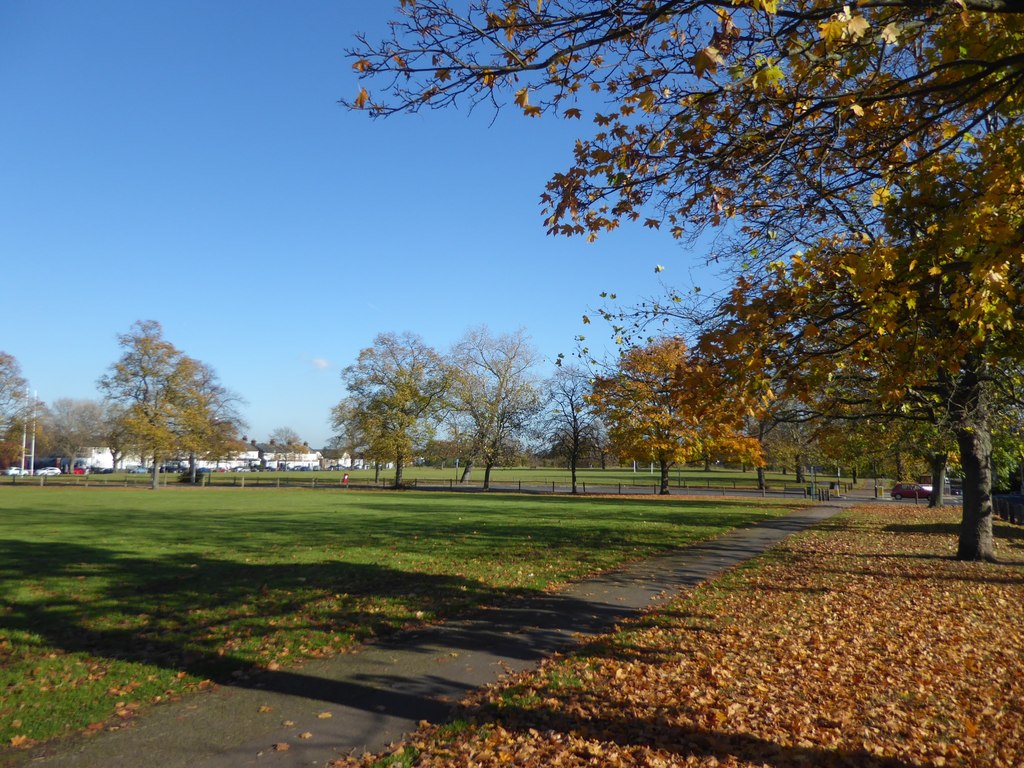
[
  {"xmin": 335, "ymin": 505, "xmax": 1024, "ymax": 767},
  {"xmin": 589, "ymin": 338, "xmax": 762, "ymax": 488}
]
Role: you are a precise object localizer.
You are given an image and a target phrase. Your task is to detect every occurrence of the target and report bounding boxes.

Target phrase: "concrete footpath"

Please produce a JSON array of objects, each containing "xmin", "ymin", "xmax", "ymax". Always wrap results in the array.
[{"xmin": 16, "ymin": 501, "xmax": 850, "ymax": 768}]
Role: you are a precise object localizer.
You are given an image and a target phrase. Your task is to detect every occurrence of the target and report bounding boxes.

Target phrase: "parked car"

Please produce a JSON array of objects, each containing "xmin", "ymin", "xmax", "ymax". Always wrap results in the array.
[
  {"xmin": 4, "ymin": 467, "xmax": 29, "ymax": 476},
  {"xmin": 891, "ymin": 482, "xmax": 932, "ymax": 500},
  {"xmin": 36, "ymin": 467, "xmax": 62, "ymax": 476},
  {"xmin": 128, "ymin": 466, "xmax": 150, "ymax": 474},
  {"xmin": 72, "ymin": 466, "xmax": 87, "ymax": 475}
]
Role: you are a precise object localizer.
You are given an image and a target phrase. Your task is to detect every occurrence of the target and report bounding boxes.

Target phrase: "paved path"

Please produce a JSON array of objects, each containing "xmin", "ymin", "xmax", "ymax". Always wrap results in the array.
[{"xmin": 16, "ymin": 501, "xmax": 850, "ymax": 768}]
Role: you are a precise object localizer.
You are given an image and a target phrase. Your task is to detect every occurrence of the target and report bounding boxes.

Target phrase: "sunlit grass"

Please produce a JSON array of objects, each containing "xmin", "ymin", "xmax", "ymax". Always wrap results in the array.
[{"xmin": 0, "ymin": 486, "xmax": 803, "ymax": 747}]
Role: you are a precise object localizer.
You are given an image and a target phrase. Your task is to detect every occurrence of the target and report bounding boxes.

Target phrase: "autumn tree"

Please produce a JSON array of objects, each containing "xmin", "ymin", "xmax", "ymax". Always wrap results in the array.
[
  {"xmin": 591, "ymin": 338, "xmax": 760, "ymax": 494},
  {"xmin": 0, "ymin": 352, "xmax": 28, "ymax": 436},
  {"xmin": 175, "ymin": 361, "xmax": 247, "ymax": 481},
  {"xmin": 448, "ymin": 327, "xmax": 542, "ymax": 489},
  {"xmin": 339, "ymin": 332, "xmax": 451, "ymax": 488},
  {"xmin": 540, "ymin": 364, "xmax": 599, "ymax": 493},
  {"xmin": 350, "ymin": 3, "xmax": 1024, "ymax": 559},
  {"xmin": 98, "ymin": 321, "xmax": 239, "ymax": 489},
  {"xmin": 0, "ymin": 352, "xmax": 29, "ymax": 467}
]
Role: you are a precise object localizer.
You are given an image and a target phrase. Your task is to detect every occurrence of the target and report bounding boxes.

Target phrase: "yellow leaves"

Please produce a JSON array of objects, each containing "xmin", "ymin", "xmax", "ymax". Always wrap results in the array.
[
  {"xmin": 636, "ymin": 89, "xmax": 658, "ymax": 112},
  {"xmin": 514, "ymin": 87, "xmax": 542, "ymax": 117},
  {"xmin": 353, "ymin": 88, "xmax": 370, "ymax": 110},
  {"xmin": 846, "ymin": 14, "xmax": 871, "ymax": 39},
  {"xmin": 692, "ymin": 46, "xmax": 724, "ymax": 79},
  {"xmin": 819, "ymin": 9, "xmax": 871, "ymax": 43},
  {"xmin": 881, "ymin": 22, "xmax": 902, "ymax": 44},
  {"xmin": 751, "ymin": 63, "xmax": 785, "ymax": 92},
  {"xmin": 352, "ymin": 59, "xmax": 371, "ymax": 73},
  {"xmin": 871, "ymin": 186, "xmax": 893, "ymax": 207}
]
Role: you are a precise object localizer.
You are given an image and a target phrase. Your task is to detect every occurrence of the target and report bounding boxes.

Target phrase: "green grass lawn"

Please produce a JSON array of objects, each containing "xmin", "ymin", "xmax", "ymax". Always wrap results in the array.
[{"xmin": 0, "ymin": 486, "xmax": 804, "ymax": 748}]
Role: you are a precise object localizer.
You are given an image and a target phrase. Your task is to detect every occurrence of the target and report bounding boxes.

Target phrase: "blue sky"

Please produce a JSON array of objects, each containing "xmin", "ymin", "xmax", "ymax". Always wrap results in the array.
[{"xmin": 1, "ymin": 2, "xmax": 718, "ymax": 447}]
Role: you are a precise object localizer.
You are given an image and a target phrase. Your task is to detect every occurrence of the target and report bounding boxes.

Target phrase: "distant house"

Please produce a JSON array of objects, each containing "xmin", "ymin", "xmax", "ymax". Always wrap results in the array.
[
  {"xmin": 79, "ymin": 441, "xmax": 326, "ymax": 471},
  {"xmin": 244, "ymin": 439, "xmax": 322, "ymax": 470}
]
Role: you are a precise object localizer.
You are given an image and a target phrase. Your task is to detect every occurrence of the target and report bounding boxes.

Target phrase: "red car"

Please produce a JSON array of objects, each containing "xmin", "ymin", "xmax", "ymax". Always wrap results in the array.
[{"xmin": 891, "ymin": 482, "xmax": 932, "ymax": 500}]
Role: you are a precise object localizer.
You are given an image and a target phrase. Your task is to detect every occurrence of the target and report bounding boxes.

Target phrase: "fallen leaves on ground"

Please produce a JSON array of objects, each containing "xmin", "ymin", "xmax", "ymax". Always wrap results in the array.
[{"xmin": 333, "ymin": 505, "xmax": 1024, "ymax": 767}]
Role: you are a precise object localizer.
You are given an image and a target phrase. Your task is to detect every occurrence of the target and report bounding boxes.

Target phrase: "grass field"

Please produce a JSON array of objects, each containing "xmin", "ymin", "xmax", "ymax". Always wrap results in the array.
[{"xmin": 0, "ymin": 486, "xmax": 803, "ymax": 748}]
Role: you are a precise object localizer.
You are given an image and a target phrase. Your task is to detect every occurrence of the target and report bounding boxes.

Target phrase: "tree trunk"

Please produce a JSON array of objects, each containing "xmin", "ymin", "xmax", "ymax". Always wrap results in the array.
[
  {"xmin": 150, "ymin": 455, "xmax": 160, "ymax": 490},
  {"xmin": 659, "ymin": 460, "xmax": 671, "ymax": 495},
  {"xmin": 795, "ymin": 454, "xmax": 805, "ymax": 484},
  {"xmin": 374, "ymin": 461, "xmax": 381, "ymax": 483},
  {"xmin": 459, "ymin": 460, "xmax": 474, "ymax": 484},
  {"xmin": 703, "ymin": 454, "xmax": 711, "ymax": 472},
  {"xmin": 394, "ymin": 454, "xmax": 404, "ymax": 488},
  {"xmin": 570, "ymin": 453, "xmax": 579, "ymax": 494},
  {"xmin": 189, "ymin": 451, "xmax": 198, "ymax": 485},
  {"xmin": 483, "ymin": 462, "xmax": 493, "ymax": 490},
  {"xmin": 952, "ymin": 371, "xmax": 995, "ymax": 562},
  {"xmin": 928, "ymin": 452, "xmax": 947, "ymax": 509},
  {"xmin": 756, "ymin": 465, "xmax": 766, "ymax": 491}
]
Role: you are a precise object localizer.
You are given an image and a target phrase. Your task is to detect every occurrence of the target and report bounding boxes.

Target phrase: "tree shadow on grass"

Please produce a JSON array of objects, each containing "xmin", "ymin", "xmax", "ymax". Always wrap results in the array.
[{"xmin": 0, "ymin": 538, "xmax": 526, "ymax": 683}]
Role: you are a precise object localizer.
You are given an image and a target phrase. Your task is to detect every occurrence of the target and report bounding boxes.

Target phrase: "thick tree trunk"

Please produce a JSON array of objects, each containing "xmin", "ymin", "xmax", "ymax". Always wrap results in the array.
[
  {"xmin": 659, "ymin": 460, "xmax": 671, "ymax": 495},
  {"xmin": 459, "ymin": 460, "xmax": 474, "ymax": 484},
  {"xmin": 952, "ymin": 370, "xmax": 995, "ymax": 562},
  {"xmin": 483, "ymin": 462, "xmax": 494, "ymax": 490},
  {"xmin": 570, "ymin": 454, "xmax": 579, "ymax": 494},
  {"xmin": 756, "ymin": 465, "xmax": 766, "ymax": 491},
  {"xmin": 928, "ymin": 452, "xmax": 947, "ymax": 509},
  {"xmin": 189, "ymin": 452, "xmax": 198, "ymax": 485},
  {"xmin": 795, "ymin": 454, "xmax": 805, "ymax": 484}
]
